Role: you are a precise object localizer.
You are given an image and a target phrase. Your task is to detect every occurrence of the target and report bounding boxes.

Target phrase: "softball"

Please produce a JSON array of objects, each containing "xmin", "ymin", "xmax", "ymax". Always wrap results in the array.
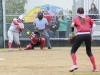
[{"xmin": 26, "ymin": 31, "xmax": 30, "ymax": 34}]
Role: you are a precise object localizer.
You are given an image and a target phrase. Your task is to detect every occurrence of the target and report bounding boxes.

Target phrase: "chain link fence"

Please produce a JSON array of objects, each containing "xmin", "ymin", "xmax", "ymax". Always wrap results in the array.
[{"xmin": 3, "ymin": 0, "xmax": 100, "ymax": 47}]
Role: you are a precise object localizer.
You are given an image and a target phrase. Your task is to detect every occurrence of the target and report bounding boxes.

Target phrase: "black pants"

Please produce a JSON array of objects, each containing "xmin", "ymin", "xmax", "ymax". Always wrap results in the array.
[
  {"xmin": 71, "ymin": 34, "xmax": 93, "ymax": 57},
  {"xmin": 30, "ymin": 40, "xmax": 40, "ymax": 49}
]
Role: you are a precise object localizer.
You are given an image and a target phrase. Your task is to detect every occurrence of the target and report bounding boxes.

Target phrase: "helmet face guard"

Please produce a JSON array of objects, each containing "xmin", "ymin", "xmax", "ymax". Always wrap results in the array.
[
  {"xmin": 31, "ymin": 32, "xmax": 40, "ymax": 38},
  {"xmin": 34, "ymin": 32, "xmax": 40, "ymax": 38}
]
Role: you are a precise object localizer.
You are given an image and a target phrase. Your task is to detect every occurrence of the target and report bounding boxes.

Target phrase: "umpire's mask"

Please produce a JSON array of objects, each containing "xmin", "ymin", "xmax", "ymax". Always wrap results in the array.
[{"xmin": 37, "ymin": 12, "xmax": 43, "ymax": 20}]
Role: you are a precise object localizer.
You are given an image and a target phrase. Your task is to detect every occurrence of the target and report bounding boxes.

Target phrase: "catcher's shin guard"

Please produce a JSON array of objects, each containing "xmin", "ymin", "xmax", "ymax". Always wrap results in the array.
[
  {"xmin": 24, "ymin": 44, "xmax": 32, "ymax": 50},
  {"xmin": 40, "ymin": 37, "xmax": 45, "ymax": 49}
]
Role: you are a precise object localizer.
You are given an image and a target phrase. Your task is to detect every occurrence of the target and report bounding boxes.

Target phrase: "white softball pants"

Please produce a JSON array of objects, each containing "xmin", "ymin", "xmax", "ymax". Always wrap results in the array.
[{"xmin": 8, "ymin": 30, "xmax": 20, "ymax": 45}]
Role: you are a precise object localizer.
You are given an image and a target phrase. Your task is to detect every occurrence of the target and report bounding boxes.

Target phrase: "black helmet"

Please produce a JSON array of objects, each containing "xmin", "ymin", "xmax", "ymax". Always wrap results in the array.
[
  {"xmin": 31, "ymin": 32, "xmax": 40, "ymax": 38},
  {"xmin": 37, "ymin": 12, "xmax": 43, "ymax": 20},
  {"xmin": 34, "ymin": 32, "xmax": 40, "ymax": 38}
]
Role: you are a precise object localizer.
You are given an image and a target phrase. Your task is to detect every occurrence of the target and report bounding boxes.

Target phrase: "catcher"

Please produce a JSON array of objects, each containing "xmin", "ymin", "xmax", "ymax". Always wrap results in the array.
[{"xmin": 24, "ymin": 31, "xmax": 45, "ymax": 50}]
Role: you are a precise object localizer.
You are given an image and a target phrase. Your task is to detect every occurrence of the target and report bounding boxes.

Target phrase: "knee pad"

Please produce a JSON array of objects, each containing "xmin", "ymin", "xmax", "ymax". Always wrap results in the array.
[{"xmin": 40, "ymin": 38, "xmax": 45, "ymax": 42}]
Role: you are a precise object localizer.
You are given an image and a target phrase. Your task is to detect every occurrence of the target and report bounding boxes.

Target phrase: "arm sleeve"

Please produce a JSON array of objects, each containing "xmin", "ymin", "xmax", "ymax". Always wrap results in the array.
[
  {"xmin": 17, "ymin": 23, "xmax": 24, "ymax": 32},
  {"xmin": 72, "ymin": 18, "xmax": 76, "ymax": 27},
  {"xmin": 91, "ymin": 23, "xmax": 96, "ymax": 36},
  {"xmin": 89, "ymin": 17, "xmax": 95, "ymax": 26},
  {"xmin": 12, "ymin": 19, "xmax": 19, "ymax": 25},
  {"xmin": 33, "ymin": 20, "xmax": 36, "ymax": 26}
]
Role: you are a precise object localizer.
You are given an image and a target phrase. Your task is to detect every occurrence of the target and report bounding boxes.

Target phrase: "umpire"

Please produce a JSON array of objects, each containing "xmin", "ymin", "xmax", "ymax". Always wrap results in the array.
[{"xmin": 33, "ymin": 11, "xmax": 52, "ymax": 49}]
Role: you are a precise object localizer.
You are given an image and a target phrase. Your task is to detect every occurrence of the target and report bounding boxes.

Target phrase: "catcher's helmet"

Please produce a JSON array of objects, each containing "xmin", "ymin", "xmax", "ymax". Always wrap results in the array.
[
  {"xmin": 37, "ymin": 12, "xmax": 43, "ymax": 20},
  {"xmin": 31, "ymin": 32, "xmax": 40, "ymax": 38}
]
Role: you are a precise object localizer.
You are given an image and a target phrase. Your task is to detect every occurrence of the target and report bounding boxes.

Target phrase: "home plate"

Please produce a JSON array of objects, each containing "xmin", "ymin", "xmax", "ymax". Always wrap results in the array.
[{"xmin": 0, "ymin": 58, "xmax": 5, "ymax": 60}]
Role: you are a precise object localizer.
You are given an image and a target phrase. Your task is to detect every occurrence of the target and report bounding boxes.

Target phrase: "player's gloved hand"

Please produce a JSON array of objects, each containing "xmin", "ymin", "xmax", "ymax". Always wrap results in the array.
[{"xmin": 68, "ymin": 32, "xmax": 76, "ymax": 44}]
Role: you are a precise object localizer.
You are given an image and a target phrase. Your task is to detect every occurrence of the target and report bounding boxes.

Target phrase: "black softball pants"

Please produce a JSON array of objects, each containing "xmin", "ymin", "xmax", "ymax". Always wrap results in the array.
[{"xmin": 71, "ymin": 33, "xmax": 93, "ymax": 57}]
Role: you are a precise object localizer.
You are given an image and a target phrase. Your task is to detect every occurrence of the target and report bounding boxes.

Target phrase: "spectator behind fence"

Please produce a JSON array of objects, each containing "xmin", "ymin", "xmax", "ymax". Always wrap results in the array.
[
  {"xmin": 42, "ymin": 10, "xmax": 52, "ymax": 37},
  {"xmin": 88, "ymin": 3, "xmax": 99, "ymax": 21},
  {"xmin": 50, "ymin": 15, "xmax": 59, "ymax": 38},
  {"xmin": 58, "ymin": 11, "xmax": 68, "ymax": 38}
]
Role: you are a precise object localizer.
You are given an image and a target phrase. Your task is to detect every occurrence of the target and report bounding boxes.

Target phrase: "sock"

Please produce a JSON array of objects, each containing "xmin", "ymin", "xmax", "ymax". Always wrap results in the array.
[
  {"xmin": 89, "ymin": 56, "xmax": 97, "ymax": 69},
  {"xmin": 8, "ymin": 42, "xmax": 12, "ymax": 48},
  {"xmin": 71, "ymin": 53, "xmax": 77, "ymax": 65}
]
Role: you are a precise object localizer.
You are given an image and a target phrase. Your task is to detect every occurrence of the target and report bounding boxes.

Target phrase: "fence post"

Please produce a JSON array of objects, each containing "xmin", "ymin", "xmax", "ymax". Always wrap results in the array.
[{"xmin": 0, "ymin": 0, "xmax": 4, "ymax": 48}]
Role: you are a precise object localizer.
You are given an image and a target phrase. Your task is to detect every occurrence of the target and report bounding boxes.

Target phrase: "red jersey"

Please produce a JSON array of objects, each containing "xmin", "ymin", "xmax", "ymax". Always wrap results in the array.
[
  {"xmin": 30, "ymin": 34, "xmax": 41, "ymax": 44},
  {"xmin": 73, "ymin": 16, "xmax": 94, "ymax": 33},
  {"xmin": 44, "ymin": 13, "xmax": 52, "ymax": 29},
  {"xmin": 30, "ymin": 33, "xmax": 45, "ymax": 49}
]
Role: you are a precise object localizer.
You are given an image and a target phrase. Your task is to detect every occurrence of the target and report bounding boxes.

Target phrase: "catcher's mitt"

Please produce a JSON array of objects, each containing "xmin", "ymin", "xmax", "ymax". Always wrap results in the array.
[{"xmin": 68, "ymin": 35, "xmax": 76, "ymax": 44}]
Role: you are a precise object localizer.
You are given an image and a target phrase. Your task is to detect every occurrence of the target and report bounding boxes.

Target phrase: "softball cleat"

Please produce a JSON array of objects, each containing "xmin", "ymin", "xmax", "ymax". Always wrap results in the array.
[
  {"xmin": 8, "ymin": 48, "xmax": 13, "ymax": 52},
  {"xmin": 92, "ymin": 68, "xmax": 98, "ymax": 72},
  {"xmin": 69, "ymin": 65, "xmax": 78, "ymax": 72}
]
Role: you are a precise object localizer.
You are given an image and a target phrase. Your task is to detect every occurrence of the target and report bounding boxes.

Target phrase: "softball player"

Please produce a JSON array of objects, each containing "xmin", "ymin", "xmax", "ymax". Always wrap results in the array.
[
  {"xmin": 69, "ymin": 7, "xmax": 98, "ymax": 72},
  {"xmin": 24, "ymin": 32, "xmax": 45, "ymax": 50},
  {"xmin": 33, "ymin": 12, "xmax": 52, "ymax": 49},
  {"xmin": 8, "ymin": 15, "xmax": 24, "ymax": 51}
]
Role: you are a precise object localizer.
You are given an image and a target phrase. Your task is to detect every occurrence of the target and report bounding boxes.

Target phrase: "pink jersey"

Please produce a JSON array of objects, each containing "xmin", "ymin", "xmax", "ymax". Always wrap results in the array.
[{"xmin": 73, "ymin": 16, "xmax": 94, "ymax": 33}]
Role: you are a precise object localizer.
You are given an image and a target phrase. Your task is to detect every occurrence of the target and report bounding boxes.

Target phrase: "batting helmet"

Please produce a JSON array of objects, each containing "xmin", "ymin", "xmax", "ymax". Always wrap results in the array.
[
  {"xmin": 18, "ymin": 15, "xmax": 24, "ymax": 20},
  {"xmin": 37, "ymin": 12, "xmax": 43, "ymax": 20}
]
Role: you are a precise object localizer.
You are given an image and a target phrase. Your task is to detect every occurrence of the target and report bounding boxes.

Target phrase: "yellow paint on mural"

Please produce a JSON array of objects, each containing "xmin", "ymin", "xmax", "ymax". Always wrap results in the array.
[{"xmin": 24, "ymin": 8, "xmax": 41, "ymax": 23}]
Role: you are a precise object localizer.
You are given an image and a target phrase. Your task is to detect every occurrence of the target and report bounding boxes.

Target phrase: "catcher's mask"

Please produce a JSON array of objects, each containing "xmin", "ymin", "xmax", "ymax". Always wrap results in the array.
[
  {"xmin": 37, "ymin": 12, "xmax": 43, "ymax": 20},
  {"xmin": 34, "ymin": 32, "xmax": 40, "ymax": 38},
  {"xmin": 32, "ymin": 32, "xmax": 40, "ymax": 38}
]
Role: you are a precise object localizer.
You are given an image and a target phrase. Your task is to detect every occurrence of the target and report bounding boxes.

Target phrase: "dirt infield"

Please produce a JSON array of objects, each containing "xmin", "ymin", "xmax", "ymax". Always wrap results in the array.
[{"xmin": 0, "ymin": 47, "xmax": 100, "ymax": 75}]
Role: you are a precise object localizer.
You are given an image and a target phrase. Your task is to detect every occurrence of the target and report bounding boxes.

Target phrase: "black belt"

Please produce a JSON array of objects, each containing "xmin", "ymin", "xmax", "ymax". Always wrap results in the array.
[{"xmin": 38, "ymin": 29, "xmax": 45, "ymax": 31}]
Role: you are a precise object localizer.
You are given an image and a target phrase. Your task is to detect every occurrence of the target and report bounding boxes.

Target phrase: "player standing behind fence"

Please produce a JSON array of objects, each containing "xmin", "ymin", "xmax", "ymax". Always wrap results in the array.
[
  {"xmin": 69, "ymin": 7, "xmax": 98, "ymax": 72},
  {"xmin": 7, "ymin": 15, "xmax": 24, "ymax": 52},
  {"xmin": 58, "ymin": 11, "xmax": 68, "ymax": 38},
  {"xmin": 42, "ymin": 10, "xmax": 52, "ymax": 37},
  {"xmin": 33, "ymin": 12, "xmax": 52, "ymax": 49},
  {"xmin": 88, "ymin": 3, "xmax": 99, "ymax": 21}
]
